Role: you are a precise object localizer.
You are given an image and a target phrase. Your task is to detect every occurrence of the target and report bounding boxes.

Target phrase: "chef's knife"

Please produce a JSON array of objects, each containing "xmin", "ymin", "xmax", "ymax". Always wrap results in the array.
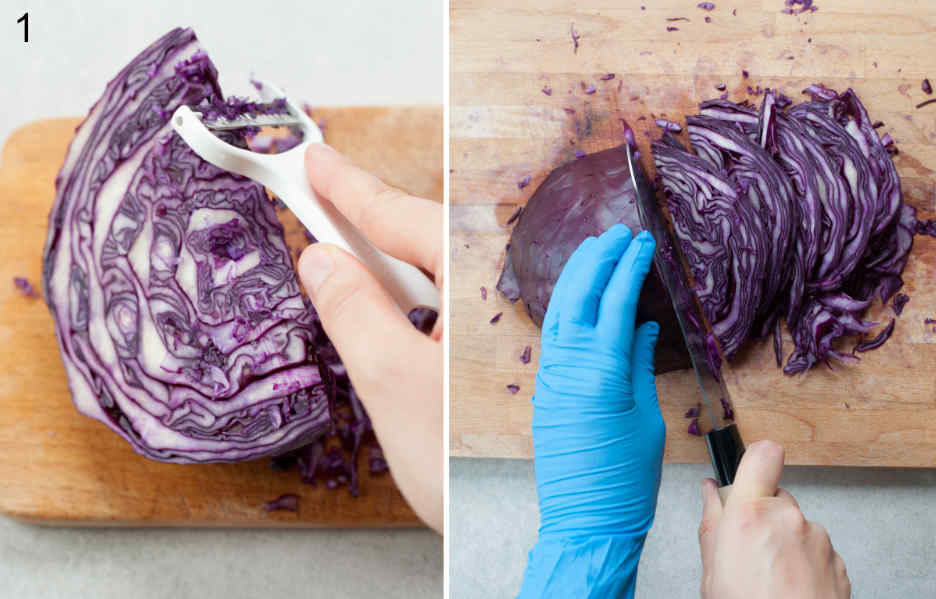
[{"xmin": 625, "ymin": 144, "xmax": 745, "ymax": 504}]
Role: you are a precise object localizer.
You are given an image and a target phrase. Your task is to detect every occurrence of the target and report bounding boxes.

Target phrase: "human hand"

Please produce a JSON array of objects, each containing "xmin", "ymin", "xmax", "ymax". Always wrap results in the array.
[
  {"xmin": 297, "ymin": 143, "xmax": 442, "ymax": 533},
  {"xmin": 517, "ymin": 225, "xmax": 663, "ymax": 598},
  {"xmin": 699, "ymin": 440, "xmax": 851, "ymax": 599}
]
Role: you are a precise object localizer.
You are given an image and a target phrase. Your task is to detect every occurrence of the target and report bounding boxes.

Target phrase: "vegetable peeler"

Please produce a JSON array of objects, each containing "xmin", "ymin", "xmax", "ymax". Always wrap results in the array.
[
  {"xmin": 170, "ymin": 80, "xmax": 440, "ymax": 315},
  {"xmin": 626, "ymin": 144, "xmax": 745, "ymax": 504}
]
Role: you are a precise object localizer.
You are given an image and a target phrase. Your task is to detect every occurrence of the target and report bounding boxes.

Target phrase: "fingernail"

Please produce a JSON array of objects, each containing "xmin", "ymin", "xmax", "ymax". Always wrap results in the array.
[{"xmin": 299, "ymin": 246, "xmax": 334, "ymax": 297}]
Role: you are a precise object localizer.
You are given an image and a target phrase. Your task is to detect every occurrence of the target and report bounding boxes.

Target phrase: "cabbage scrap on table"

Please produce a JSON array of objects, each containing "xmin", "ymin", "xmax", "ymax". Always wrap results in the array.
[{"xmin": 42, "ymin": 27, "xmax": 419, "ymax": 495}]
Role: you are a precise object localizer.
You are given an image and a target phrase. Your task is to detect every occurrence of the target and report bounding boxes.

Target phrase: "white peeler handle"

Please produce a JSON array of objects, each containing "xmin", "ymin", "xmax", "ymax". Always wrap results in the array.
[{"xmin": 171, "ymin": 106, "xmax": 439, "ymax": 315}]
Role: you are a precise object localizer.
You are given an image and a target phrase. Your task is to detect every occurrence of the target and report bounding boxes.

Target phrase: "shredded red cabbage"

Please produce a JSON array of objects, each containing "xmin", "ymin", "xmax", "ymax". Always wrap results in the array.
[
  {"xmin": 619, "ymin": 118, "xmax": 638, "ymax": 149},
  {"xmin": 688, "ymin": 419, "xmax": 702, "ymax": 436},
  {"xmin": 655, "ymin": 118, "xmax": 683, "ymax": 133},
  {"xmin": 520, "ymin": 345, "xmax": 532, "ymax": 364},
  {"xmin": 855, "ymin": 319, "xmax": 896, "ymax": 352},
  {"xmin": 720, "ymin": 397, "xmax": 734, "ymax": 420},
  {"xmin": 892, "ymin": 293, "xmax": 909, "ymax": 316},
  {"xmin": 542, "ymin": 87, "xmax": 552, "ymax": 96},
  {"xmin": 783, "ymin": 0, "xmax": 818, "ymax": 14},
  {"xmin": 666, "ymin": 26, "xmax": 680, "ymax": 32},
  {"xmin": 923, "ymin": 79, "xmax": 932, "ymax": 95},
  {"xmin": 518, "ymin": 175, "xmax": 532, "ymax": 189},
  {"xmin": 263, "ymin": 493, "xmax": 299, "ymax": 512},
  {"xmin": 684, "ymin": 403, "xmax": 701, "ymax": 418},
  {"xmin": 653, "ymin": 85, "xmax": 913, "ymax": 374},
  {"xmin": 506, "ymin": 206, "xmax": 523, "ymax": 225},
  {"xmin": 698, "ymin": 2, "xmax": 715, "ymax": 10},
  {"xmin": 490, "ymin": 312, "xmax": 503, "ymax": 324},
  {"xmin": 570, "ymin": 23, "xmax": 580, "ymax": 53},
  {"xmin": 368, "ymin": 446, "xmax": 389, "ymax": 474},
  {"xmin": 601, "ymin": 73, "xmax": 616, "ymax": 81},
  {"xmin": 916, "ymin": 218, "xmax": 936, "ymax": 237},
  {"xmin": 507, "ymin": 384, "xmax": 520, "ymax": 394},
  {"xmin": 13, "ymin": 277, "xmax": 39, "ymax": 298},
  {"xmin": 481, "ymin": 286, "xmax": 488, "ymax": 301},
  {"xmin": 917, "ymin": 98, "xmax": 936, "ymax": 109}
]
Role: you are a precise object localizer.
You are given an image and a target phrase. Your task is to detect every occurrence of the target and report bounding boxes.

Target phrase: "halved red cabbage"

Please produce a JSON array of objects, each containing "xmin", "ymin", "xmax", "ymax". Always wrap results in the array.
[
  {"xmin": 41, "ymin": 28, "xmax": 393, "ymax": 495},
  {"xmin": 496, "ymin": 144, "xmax": 691, "ymax": 373},
  {"xmin": 654, "ymin": 86, "xmax": 914, "ymax": 374}
]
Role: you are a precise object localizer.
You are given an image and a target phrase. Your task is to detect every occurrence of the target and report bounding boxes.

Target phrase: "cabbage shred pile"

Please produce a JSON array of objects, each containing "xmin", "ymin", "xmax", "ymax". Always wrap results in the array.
[
  {"xmin": 42, "ymin": 27, "xmax": 386, "ymax": 494},
  {"xmin": 653, "ymin": 85, "xmax": 914, "ymax": 374}
]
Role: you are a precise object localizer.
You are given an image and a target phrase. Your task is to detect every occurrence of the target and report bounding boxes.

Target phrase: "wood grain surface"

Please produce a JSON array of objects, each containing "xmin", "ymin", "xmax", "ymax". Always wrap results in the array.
[
  {"xmin": 450, "ymin": 0, "xmax": 936, "ymax": 465},
  {"xmin": 0, "ymin": 106, "xmax": 442, "ymax": 526}
]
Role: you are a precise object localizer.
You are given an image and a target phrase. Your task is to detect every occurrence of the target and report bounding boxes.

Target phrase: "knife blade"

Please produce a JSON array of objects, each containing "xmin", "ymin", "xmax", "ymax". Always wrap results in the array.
[{"xmin": 625, "ymin": 144, "xmax": 745, "ymax": 502}]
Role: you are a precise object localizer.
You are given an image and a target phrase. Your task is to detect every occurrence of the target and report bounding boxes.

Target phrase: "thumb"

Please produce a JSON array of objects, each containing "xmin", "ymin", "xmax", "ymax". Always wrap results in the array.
[
  {"xmin": 297, "ymin": 243, "xmax": 426, "ymax": 395},
  {"xmin": 699, "ymin": 478, "xmax": 722, "ymax": 575},
  {"xmin": 725, "ymin": 440, "xmax": 784, "ymax": 508},
  {"xmin": 631, "ymin": 320, "xmax": 660, "ymax": 414}
]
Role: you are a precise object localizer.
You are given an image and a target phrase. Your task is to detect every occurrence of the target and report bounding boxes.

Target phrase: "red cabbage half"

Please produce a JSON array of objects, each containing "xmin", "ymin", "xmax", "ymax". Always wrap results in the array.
[
  {"xmin": 41, "ymin": 28, "xmax": 378, "ymax": 487},
  {"xmin": 653, "ymin": 86, "xmax": 914, "ymax": 374},
  {"xmin": 497, "ymin": 145, "xmax": 691, "ymax": 373}
]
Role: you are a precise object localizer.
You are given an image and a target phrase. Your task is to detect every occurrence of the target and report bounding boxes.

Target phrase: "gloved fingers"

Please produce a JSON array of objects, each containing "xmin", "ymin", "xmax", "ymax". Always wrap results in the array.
[
  {"xmin": 543, "ymin": 236, "xmax": 596, "ymax": 341},
  {"xmin": 596, "ymin": 230, "xmax": 656, "ymax": 347},
  {"xmin": 725, "ymin": 440, "xmax": 784, "ymax": 508},
  {"xmin": 631, "ymin": 321, "xmax": 661, "ymax": 415},
  {"xmin": 559, "ymin": 225, "xmax": 633, "ymax": 328},
  {"xmin": 699, "ymin": 478, "xmax": 722, "ymax": 575}
]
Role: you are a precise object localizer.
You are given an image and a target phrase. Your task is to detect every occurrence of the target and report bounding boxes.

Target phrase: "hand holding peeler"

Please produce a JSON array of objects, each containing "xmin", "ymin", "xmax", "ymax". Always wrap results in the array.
[{"xmin": 170, "ymin": 80, "xmax": 440, "ymax": 315}]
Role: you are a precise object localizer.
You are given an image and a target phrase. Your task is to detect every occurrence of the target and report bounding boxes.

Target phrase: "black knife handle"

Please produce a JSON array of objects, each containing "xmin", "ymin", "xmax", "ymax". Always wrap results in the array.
[{"xmin": 704, "ymin": 424, "xmax": 745, "ymax": 490}]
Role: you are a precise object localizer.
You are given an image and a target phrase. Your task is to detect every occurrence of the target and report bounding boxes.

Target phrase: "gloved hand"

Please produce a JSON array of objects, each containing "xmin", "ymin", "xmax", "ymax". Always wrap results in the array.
[{"xmin": 517, "ymin": 225, "xmax": 665, "ymax": 599}]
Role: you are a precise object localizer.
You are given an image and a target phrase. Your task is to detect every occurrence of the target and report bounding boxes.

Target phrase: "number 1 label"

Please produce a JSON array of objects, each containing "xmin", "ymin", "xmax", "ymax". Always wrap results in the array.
[{"xmin": 17, "ymin": 12, "xmax": 27, "ymax": 43}]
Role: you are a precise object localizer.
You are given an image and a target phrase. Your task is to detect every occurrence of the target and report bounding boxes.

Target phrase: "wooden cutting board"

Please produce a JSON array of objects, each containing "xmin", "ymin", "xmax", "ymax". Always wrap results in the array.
[
  {"xmin": 0, "ymin": 106, "xmax": 442, "ymax": 526},
  {"xmin": 451, "ymin": 0, "xmax": 936, "ymax": 466}
]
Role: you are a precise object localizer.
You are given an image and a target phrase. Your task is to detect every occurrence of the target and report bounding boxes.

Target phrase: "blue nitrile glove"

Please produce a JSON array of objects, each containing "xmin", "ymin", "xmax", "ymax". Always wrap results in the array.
[{"xmin": 517, "ymin": 225, "xmax": 665, "ymax": 599}]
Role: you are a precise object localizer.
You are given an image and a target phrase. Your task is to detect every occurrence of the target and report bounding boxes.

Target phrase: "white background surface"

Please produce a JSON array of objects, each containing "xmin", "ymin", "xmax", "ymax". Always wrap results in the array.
[
  {"xmin": 452, "ymin": 459, "xmax": 936, "ymax": 598},
  {"xmin": 0, "ymin": 0, "xmax": 443, "ymax": 146},
  {"xmin": 0, "ymin": 1, "xmax": 442, "ymax": 598}
]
